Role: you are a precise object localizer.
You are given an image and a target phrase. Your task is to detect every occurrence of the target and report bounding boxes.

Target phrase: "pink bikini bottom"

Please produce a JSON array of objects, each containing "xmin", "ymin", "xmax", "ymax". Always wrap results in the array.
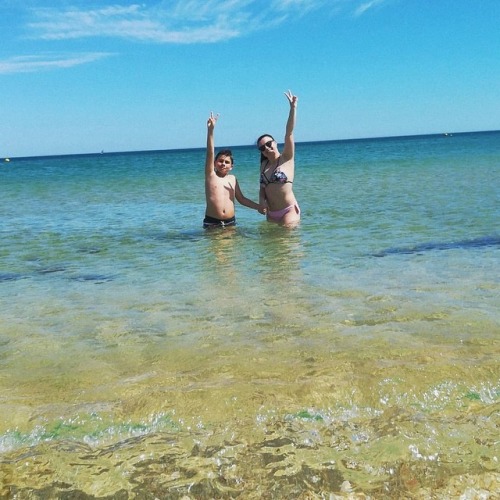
[{"xmin": 267, "ymin": 203, "xmax": 301, "ymax": 222}]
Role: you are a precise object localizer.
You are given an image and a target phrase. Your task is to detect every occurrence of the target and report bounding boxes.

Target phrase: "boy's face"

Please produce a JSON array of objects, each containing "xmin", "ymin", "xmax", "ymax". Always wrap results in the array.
[{"xmin": 214, "ymin": 155, "xmax": 233, "ymax": 176}]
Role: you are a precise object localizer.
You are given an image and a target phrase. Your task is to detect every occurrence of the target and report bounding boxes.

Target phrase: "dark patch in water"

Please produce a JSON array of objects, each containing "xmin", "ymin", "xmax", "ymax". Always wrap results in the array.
[
  {"xmin": 37, "ymin": 266, "xmax": 67, "ymax": 274},
  {"xmin": 77, "ymin": 247, "xmax": 103, "ymax": 254},
  {"xmin": 374, "ymin": 235, "xmax": 500, "ymax": 257},
  {"xmin": 0, "ymin": 272, "xmax": 27, "ymax": 282},
  {"xmin": 69, "ymin": 274, "xmax": 115, "ymax": 283}
]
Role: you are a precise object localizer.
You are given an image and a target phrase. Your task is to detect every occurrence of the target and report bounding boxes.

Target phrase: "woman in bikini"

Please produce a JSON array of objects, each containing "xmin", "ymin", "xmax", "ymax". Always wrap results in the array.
[{"xmin": 257, "ymin": 90, "xmax": 300, "ymax": 226}]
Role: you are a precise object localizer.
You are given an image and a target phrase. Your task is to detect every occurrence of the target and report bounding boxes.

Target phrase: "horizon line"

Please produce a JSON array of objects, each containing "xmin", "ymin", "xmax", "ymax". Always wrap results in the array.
[{"xmin": 3, "ymin": 129, "xmax": 499, "ymax": 162}]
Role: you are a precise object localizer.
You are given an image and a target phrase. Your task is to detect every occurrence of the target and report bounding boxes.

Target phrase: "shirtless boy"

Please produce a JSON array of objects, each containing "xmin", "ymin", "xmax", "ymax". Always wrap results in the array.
[{"xmin": 203, "ymin": 112, "xmax": 264, "ymax": 228}]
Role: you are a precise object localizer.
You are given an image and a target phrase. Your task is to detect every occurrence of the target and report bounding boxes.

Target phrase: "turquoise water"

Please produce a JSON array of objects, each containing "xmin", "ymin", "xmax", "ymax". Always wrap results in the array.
[{"xmin": 1, "ymin": 132, "xmax": 499, "ymax": 497}]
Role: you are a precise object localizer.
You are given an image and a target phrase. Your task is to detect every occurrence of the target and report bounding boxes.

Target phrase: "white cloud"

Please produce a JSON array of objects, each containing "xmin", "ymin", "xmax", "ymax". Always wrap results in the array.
[
  {"xmin": 27, "ymin": 2, "xmax": 251, "ymax": 43},
  {"xmin": 2, "ymin": 0, "xmax": 389, "ymax": 75},
  {"xmin": 271, "ymin": 0, "xmax": 329, "ymax": 13},
  {"xmin": 0, "ymin": 53, "xmax": 114, "ymax": 74},
  {"xmin": 354, "ymin": 0, "xmax": 386, "ymax": 17},
  {"xmin": 25, "ymin": 0, "xmax": 332, "ymax": 44},
  {"xmin": 20, "ymin": 1, "xmax": 391, "ymax": 45}
]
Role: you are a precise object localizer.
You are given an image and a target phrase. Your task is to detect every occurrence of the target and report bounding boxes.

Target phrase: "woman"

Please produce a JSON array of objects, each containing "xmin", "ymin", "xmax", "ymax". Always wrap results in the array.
[{"xmin": 257, "ymin": 90, "xmax": 300, "ymax": 226}]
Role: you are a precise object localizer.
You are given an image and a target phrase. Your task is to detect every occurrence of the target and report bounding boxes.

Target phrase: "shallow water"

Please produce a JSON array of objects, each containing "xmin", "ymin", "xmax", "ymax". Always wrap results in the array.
[{"xmin": 1, "ymin": 132, "xmax": 499, "ymax": 497}]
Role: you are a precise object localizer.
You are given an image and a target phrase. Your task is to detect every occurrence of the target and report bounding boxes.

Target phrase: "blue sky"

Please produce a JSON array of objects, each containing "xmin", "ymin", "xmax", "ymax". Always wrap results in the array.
[{"xmin": 1, "ymin": 0, "xmax": 499, "ymax": 157}]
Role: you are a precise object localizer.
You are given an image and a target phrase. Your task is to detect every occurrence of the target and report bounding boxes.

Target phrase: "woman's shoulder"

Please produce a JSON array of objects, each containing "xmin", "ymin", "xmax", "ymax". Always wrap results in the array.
[{"xmin": 280, "ymin": 154, "xmax": 294, "ymax": 166}]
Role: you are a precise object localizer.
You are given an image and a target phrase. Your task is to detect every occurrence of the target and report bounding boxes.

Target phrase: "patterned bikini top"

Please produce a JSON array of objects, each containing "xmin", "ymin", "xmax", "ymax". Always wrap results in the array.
[{"xmin": 259, "ymin": 157, "xmax": 292, "ymax": 186}]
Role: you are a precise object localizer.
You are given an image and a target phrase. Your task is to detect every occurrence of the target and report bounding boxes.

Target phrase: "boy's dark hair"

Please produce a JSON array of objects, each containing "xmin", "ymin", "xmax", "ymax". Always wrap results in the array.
[{"xmin": 215, "ymin": 149, "xmax": 234, "ymax": 165}]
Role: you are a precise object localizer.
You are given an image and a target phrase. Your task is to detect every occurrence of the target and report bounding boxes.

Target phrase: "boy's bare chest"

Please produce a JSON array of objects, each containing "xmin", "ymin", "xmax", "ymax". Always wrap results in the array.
[{"xmin": 207, "ymin": 174, "xmax": 235, "ymax": 191}]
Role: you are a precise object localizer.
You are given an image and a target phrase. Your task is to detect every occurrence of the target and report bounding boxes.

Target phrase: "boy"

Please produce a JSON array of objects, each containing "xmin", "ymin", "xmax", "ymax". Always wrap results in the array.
[{"xmin": 203, "ymin": 112, "xmax": 264, "ymax": 228}]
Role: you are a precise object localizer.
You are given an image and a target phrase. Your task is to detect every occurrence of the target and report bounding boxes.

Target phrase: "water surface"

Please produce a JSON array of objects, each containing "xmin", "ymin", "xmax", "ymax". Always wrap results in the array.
[{"xmin": 1, "ymin": 132, "xmax": 499, "ymax": 497}]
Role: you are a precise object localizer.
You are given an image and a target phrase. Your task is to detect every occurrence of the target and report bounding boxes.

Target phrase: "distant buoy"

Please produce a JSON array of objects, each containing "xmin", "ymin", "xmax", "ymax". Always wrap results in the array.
[{"xmin": 4, "ymin": 158, "xmax": 10, "ymax": 162}]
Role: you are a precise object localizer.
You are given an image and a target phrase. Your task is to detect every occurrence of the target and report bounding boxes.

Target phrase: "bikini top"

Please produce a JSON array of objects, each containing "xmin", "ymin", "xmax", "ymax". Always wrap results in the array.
[{"xmin": 259, "ymin": 157, "xmax": 292, "ymax": 187}]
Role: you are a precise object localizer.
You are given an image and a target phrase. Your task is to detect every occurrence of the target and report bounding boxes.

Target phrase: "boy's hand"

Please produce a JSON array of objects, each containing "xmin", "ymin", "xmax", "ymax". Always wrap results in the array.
[
  {"xmin": 207, "ymin": 111, "xmax": 219, "ymax": 130},
  {"xmin": 258, "ymin": 205, "xmax": 267, "ymax": 215}
]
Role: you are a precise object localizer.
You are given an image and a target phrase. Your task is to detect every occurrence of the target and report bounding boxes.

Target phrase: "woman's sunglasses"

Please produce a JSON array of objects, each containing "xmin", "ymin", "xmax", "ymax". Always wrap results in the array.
[{"xmin": 258, "ymin": 140, "xmax": 274, "ymax": 152}]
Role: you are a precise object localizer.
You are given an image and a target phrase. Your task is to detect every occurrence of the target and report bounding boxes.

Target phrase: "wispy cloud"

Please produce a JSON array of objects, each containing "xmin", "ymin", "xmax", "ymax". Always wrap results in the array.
[
  {"xmin": 28, "ymin": 2, "xmax": 251, "ymax": 43},
  {"xmin": 271, "ymin": 0, "xmax": 327, "ymax": 12},
  {"xmin": 354, "ymin": 0, "xmax": 387, "ymax": 17},
  {"xmin": 24, "ymin": 1, "xmax": 388, "ymax": 44},
  {"xmin": 3, "ymin": 1, "xmax": 388, "ymax": 74},
  {"xmin": 26, "ymin": 1, "xmax": 332, "ymax": 44},
  {"xmin": 0, "ymin": 53, "xmax": 114, "ymax": 74}
]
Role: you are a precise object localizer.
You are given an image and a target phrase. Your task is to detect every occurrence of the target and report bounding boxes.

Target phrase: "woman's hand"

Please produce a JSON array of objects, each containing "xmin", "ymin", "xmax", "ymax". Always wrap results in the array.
[{"xmin": 284, "ymin": 90, "xmax": 298, "ymax": 108}]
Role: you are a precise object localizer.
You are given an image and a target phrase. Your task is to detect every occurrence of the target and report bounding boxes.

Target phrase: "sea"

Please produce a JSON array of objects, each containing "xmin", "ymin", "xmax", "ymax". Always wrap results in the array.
[{"xmin": 1, "ymin": 131, "xmax": 499, "ymax": 498}]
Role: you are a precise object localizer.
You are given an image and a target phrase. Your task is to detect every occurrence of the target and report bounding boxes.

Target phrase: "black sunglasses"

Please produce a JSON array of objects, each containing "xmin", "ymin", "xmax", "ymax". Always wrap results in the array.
[{"xmin": 258, "ymin": 140, "xmax": 274, "ymax": 152}]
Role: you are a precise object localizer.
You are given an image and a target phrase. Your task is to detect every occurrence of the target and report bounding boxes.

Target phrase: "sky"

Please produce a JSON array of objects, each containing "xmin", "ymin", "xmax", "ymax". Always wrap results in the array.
[{"xmin": 1, "ymin": 0, "xmax": 499, "ymax": 157}]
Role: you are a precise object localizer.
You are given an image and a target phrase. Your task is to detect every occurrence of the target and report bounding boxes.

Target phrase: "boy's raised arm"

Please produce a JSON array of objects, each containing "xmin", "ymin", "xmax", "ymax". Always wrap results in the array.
[{"xmin": 205, "ymin": 112, "xmax": 219, "ymax": 177}]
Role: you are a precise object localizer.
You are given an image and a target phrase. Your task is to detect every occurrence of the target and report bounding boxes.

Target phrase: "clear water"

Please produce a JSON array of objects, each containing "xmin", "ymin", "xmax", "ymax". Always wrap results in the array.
[{"xmin": 1, "ymin": 132, "xmax": 499, "ymax": 497}]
